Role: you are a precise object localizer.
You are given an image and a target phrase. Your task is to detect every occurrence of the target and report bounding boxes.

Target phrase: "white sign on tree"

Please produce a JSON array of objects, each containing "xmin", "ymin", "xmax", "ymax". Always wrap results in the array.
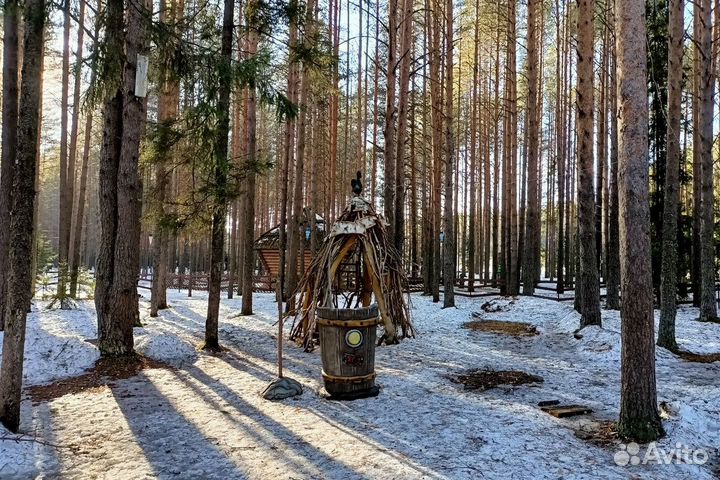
[{"xmin": 135, "ymin": 54, "xmax": 149, "ymax": 98}]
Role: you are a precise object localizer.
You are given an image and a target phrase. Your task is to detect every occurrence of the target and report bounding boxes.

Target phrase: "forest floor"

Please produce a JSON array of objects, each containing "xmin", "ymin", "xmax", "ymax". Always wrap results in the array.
[{"xmin": 1, "ymin": 288, "xmax": 720, "ymax": 479}]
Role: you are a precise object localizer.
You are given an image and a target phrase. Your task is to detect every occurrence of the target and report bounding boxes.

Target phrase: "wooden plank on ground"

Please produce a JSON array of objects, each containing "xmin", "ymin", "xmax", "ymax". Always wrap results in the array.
[{"xmin": 540, "ymin": 404, "xmax": 593, "ymax": 418}]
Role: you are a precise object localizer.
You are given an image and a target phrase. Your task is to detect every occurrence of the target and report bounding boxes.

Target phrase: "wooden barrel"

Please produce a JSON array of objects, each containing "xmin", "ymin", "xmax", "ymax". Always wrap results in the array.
[{"xmin": 317, "ymin": 305, "xmax": 380, "ymax": 399}]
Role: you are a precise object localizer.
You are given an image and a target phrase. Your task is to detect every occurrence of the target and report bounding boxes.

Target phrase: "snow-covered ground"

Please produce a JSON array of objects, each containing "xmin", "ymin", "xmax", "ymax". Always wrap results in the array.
[{"xmin": 1, "ymin": 290, "xmax": 720, "ymax": 479}]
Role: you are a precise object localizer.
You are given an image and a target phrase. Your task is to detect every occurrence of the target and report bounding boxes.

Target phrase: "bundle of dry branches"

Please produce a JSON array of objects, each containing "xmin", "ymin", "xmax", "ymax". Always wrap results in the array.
[{"xmin": 288, "ymin": 196, "xmax": 414, "ymax": 350}]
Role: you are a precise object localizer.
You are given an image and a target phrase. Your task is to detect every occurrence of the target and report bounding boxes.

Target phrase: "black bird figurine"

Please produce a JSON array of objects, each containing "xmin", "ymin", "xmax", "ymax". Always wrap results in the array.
[{"xmin": 351, "ymin": 171, "xmax": 363, "ymax": 195}]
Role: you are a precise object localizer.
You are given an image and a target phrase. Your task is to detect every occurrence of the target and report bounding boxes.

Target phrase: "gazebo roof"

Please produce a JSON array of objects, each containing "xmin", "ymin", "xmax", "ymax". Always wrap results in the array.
[{"xmin": 255, "ymin": 209, "xmax": 326, "ymax": 250}]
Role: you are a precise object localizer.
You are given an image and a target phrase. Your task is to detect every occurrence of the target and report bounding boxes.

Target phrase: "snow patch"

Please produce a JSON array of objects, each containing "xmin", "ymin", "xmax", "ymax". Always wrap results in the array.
[
  {"xmin": 134, "ymin": 331, "xmax": 198, "ymax": 367},
  {"xmin": 0, "ymin": 426, "xmax": 42, "ymax": 480}
]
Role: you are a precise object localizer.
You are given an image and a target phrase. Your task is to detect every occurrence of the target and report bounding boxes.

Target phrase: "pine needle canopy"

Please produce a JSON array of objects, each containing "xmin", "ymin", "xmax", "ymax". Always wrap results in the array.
[{"xmin": 289, "ymin": 196, "xmax": 414, "ymax": 350}]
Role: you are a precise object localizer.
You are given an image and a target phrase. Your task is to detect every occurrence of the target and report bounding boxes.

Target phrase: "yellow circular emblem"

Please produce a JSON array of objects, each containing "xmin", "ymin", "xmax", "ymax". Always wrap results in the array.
[{"xmin": 345, "ymin": 329, "xmax": 363, "ymax": 348}]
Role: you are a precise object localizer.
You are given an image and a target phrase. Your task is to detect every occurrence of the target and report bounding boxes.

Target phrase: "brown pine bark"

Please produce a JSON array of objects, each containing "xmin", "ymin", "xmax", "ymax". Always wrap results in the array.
[
  {"xmin": 67, "ymin": 0, "xmax": 87, "ymax": 298},
  {"xmin": 283, "ymin": 0, "xmax": 301, "ymax": 300},
  {"xmin": 483, "ymin": 78, "xmax": 492, "ymax": 284},
  {"xmin": 57, "ymin": 0, "xmax": 72, "ymax": 302},
  {"xmin": 288, "ymin": 0, "xmax": 318, "ymax": 310},
  {"xmin": 468, "ymin": 0, "xmax": 480, "ymax": 292},
  {"xmin": 692, "ymin": 0, "xmax": 702, "ymax": 308},
  {"xmin": 421, "ymin": 7, "xmax": 433, "ymax": 295},
  {"xmin": 96, "ymin": 0, "xmax": 150, "ymax": 356},
  {"xmin": 492, "ymin": 24, "xmax": 501, "ymax": 288},
  {"xmin": 69, "ymin": 109, "xmax": 94, "ymax": 301},
  {"xmin": 615, "ymin": 0, "xmax": 664, "ymax": 442},
  {"xmin": 505, "ymin": 0, "xmax": 519, "ymax": 296},
  {"xmin": 241, "ymin": 7, "xmax": 259, "ymax": 316},
  {"xmin": 151, "ymin": 0, "xmax": 183, "ymax": 316},
  {"xmin": 523, "ymin": 0, "xmax": 540, "ymax": 295},
  {"xmin": 429, "ymin": 0, "xmax": 442, "ymax": 302},
  {"xmin": 606, "ymin": 1, "xmax": 621, "ymax": 309},
  {"xmin": 555, "ymin": 0, "xmax": 566, "ymax": 294},
  {"xmin": 596, "ymin": 20, "xmax": 608, "ymax": 278},
  {"xmin": 658, "ymin": 0, "xmax": 684, "ymax": 350},
  {"xmin": 698, "ymin": 0, "xmax": 717, "ymax": 322},
  {"xmin": 576, "ymin": 0, "xmax": 601, "ymax": 327},
  {"xmin": 383, "ymin": 0, "xmax": 398, "ymax": 240},
  {"xmin": 394, "ymin": 0, "xmax": 413, "ymax": 256},
  {"xmin": 0, "ymin": 0, "xmax": 20, "ymax": 331},
  {"xmin": 204, "ymin": 0, "xmax": 234, "ymax": 349},
  {"xmin": 442, "ymin": 0, "xmax": 456, "ymax": 307},
  {"xmin": 0, "ymin": 0, "xmax": 45, "ymax": 432},
  {"xmin": 370, "ymin": 0, "xmax": 380, "ymax": 205}
]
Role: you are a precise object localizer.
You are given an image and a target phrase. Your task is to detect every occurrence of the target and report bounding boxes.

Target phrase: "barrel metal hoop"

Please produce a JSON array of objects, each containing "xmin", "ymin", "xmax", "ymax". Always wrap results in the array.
[
  {"xmin": 321, "ymin": 371, "xmax": 377, "ymax": 384},
  {"xmin": 317, "ymin": 317, "xmax": 379, "ymax": 328}
]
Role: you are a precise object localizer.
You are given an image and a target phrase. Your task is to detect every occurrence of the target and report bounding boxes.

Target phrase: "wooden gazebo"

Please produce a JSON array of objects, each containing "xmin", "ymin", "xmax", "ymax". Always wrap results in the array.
[{"xmin": 254, "ymin": 209, "xmax": 325, "ymax": 288}]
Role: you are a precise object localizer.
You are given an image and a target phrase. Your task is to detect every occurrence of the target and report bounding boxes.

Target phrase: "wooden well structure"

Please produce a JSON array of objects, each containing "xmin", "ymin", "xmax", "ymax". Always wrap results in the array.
[
  {"xmin": 289, "ymin": 195, "xmax": 413, "ymax": 398},
  {"xmin": 289, "ymin": 196, "xmax": 414, "ymax": 350}
]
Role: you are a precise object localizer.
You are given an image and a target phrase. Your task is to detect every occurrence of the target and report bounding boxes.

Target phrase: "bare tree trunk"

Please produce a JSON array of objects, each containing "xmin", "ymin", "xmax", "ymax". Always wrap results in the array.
[
  {"xmin": 442, "ymin": 0, "xmax": 456, "ymax": 308},
  {"xmin": 615, "ymin": 0, "xmax": 664, "ymax": 442},
  {"xmin": 555, "ymin": 0, "xmax": 565, "ymax": 294},
  {"xmin": 203, "ymin": 0, "xmax": 234, "ymax": 349},
  {"xmin": 69, "ymin": 85, "xmax": 96, "ymax": 301},
  {"xmin": 698, "ymin": 0, "xmax": 717, "ymax": 322},
  {"xmin": 57, "ymin": 0, "xmax": 72, "ymax": 303},
  {"xmin": 241, "ymin": 9, "xmax": 259, "ymax": 316},
  {"xmin": 370, "ymin": 0, "xmax": 380, "ymax": 205},
  {"xmin": 504, "ymin": 0, "xmax": 519, "ymax": 296},
  {"xmin": 658, "ymin": 0, "xmax": 683, "ymax": 350},
  {"xmin": 0, "ymin": 0, "xmax": 45, "ymax": 431},
  {"xmin": 467, "ymin": 0, "xmax": 480, "ymax": 292},
  {"xmin": 96, "ymin": 0, "xmax": 150, "ymax": 355},
  {"xmin": 288, "ymin": 0, "xmax": 318, "ymax": 311},
  {"xmin": 596, "ymin": 19, "xmax": 608, "ymax": 279},
  {"xmin": 692, "ymin": 0, "xmax": 702, "ymax": 308},
  {"xmin": 492, "ymin": 27, "xmax": 501, "ymax": 288},
  {"xmin": 283, "ymin": 0, "xmax": 300, "ymax": 300},
  {"xmin": 576, "ymin": 0, "xmax": 601, "ymax": 327},
  {"xmin": 394, "ymin": 0, "xmax": 413, "ymax": 255},
  {"xmin": 383, "ymin": 0, "xmax": 398, "ymax": 240},
  {"xmin": 151, "ymin": 0, "xmax": 183, "ymax": 316},
  {"xmin": 67, "ymin": 0, "xmax": 87, "ymax": 298},
  {"xmin": 0, "ymin": 0, "xmax": 20, "ymax": 331},
  {"xmin": 606, "ymin": 0, "xmax": 621, "ymax": 309},
  {"xmin": 430, "ymin": 0, "xmax": 442, "ymax": 303},
  {"xmin": 523, "ymin": 0, "xmax": 540, "ymax": 295}
]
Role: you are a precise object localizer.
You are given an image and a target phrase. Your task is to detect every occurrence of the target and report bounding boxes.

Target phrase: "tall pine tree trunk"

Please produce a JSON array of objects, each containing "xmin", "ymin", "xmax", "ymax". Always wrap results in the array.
[
  {"xmin": 692, "ymin": 0, "xmax": 702, "ymax": 308},
  {"xmin": 605, "ymin": 44, "xmax": 620, "ymax": 310},
  {"xmin": 698, "ymin": 0, "xmax": 717, "ymax": 322},
  {"xmin": 384, "ymin": 0, "xmax": 398, "ymax": 240},
  {"xmin": 96, "ymin": 0, "xmax": 150, "ymax": 355},
  {"xmin": 241, "ymin": 6, "xmax": 259, "ymax": 316},
  {"xmin": 576, "ymin": 0, "xmax": 601, "ymax": 327},
  {"xmin": 0, "ymin": 0, "xmax": 45, "ymax": 431},
  {"xmin": 151, "ymin": 0, "xmax": 183, "ymax": 317},
  {"xmin": 429, "ymin": 0, "xmax": 442, "ymax": 303},
  {"xmin": 67, "ymin": 0, "xmax": 87, "ymax": 298},
  {"xmin": 394, "ymin": 0, "xmax": 413, "ymax": 256},
  {"xmin": 57, "ymin": 0, "xmax": 72, "ymax": 303},
  {"xmin": 205, "ymin": 0, "xmax": 234, "ymax": 349},
  {"xmin": 555, "ymin": 0, "xmax": 566, "ymax": 294},
  {"xmin": 658, "ymin": 0, "xmax": 683, "ymax": 350},
  {"xmin": 523, "ymin": 0, "xmax": 540, "ymax": 295},
  {"xmin": 0, "ymin": 0, "xmax": 20, "ymax": 332},
  {"xmin": 616, "ymin": 0, "xmax": 664, "ymax": 442},
  {"xmin": 283, "ymin": 0, "xmax": 300, "ymax": 301},
  {"xmin": 442, "ymin": 0, "xmax": 456, "ymax": 308}
]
